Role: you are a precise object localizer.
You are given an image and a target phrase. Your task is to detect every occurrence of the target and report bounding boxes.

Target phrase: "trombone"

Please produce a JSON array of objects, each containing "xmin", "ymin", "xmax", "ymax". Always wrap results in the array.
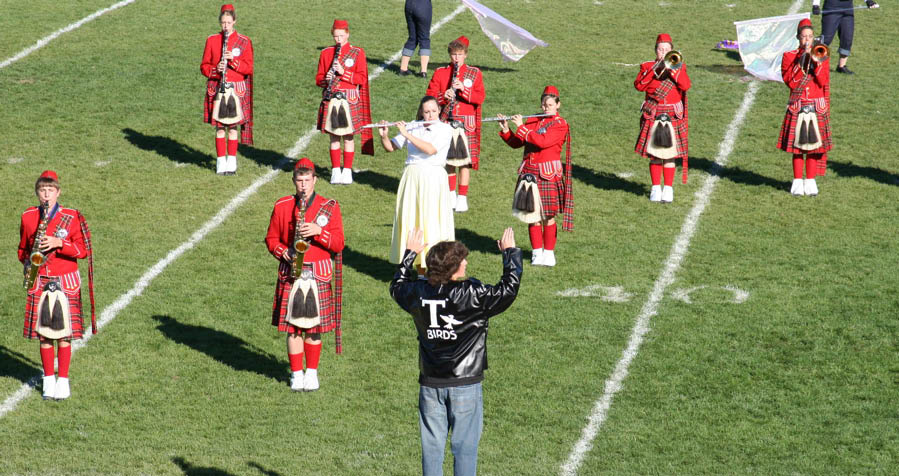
[{"xmin": 663, "ymin": 50, "xmax": 683, "ymax": 70}]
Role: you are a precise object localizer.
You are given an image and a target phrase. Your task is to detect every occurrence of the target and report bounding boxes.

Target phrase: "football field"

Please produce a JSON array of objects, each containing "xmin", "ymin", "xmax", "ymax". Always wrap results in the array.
[{"xmin": 1, "ymin": 1, "xmax": 897, "ymax": 474}]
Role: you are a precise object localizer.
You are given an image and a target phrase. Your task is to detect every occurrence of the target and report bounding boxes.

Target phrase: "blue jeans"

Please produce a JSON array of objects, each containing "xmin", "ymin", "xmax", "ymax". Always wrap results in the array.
[
  {"xmin": 419, "ymin": 383, "xmax": 483, "ymax": 476},
  {"xmin": 403, "ymin": 0, "xmax": 432, "ymax": 57}
]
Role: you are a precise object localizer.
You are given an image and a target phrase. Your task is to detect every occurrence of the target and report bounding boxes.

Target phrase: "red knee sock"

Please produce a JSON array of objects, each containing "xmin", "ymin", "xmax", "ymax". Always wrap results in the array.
[
  {"xmin": 662, "ymin": 166, "xmax": 675, "ymax": 187},
  {"xmin": 528, "ymin": 224, "xmax": 544, "ymax": 250},
  {"xmin": 649, "ymin": 163, "xmax": 662, "ymax": 186},
  {"xmin": 458, "ymin": 184, "xmax": 469, "ymax": 196},
  {"xmin": 792, "ymin": 155, "xmax": 804, "ymax": 179},
  {"xmin": 227, "ymin": 137, "xmax": 237, "ymax": 156},
  {"xmin": 543, "ymin": 223, "xmax": 558, "ymax": 251},
  {"xmin": 343, "ymin": 150, "xmax": 355, "ymax": 169},
  {"xmin": 57, "ymin": 345, "xmax": 71, "ymax": 378},
  {"xmin": 288, "ymin": 352, "xmax": 304, "ymax": 372},
  {"xmin": 40, "ymin": 346, "xmax": 55, "ymax": 376},
  {"xmin": 448, "ymin": 174, "xmax": 457, "ymax": 192},
  {"xmin": 805, "ymin": 157, "xmax": 818, "ymax": 179},
  {"xmin": 215, "ymin": 137, "xmax": 226, "ymax": 157},
  {"xmin": 304, "ymin": 341, "xmax": 322, "ymax": 370},
  {"xmin": 329, "ymin": 148, "xmax": 341, "ymax": 169}
]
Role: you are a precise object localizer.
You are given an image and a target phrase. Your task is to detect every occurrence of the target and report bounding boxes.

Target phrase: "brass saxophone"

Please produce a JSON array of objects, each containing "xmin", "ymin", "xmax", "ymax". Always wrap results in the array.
[
  {"xmin": 24, "ymin": 203, "xmax": 51, "ymax": 289},
  {"xmin": 291, "ymin": 193, "xmax": 310, "ymax": 279}
]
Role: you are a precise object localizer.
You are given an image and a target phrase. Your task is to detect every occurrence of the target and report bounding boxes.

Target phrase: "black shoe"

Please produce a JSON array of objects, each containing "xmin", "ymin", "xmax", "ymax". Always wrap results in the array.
[
  {"xmin": 417, "ymin": 72, "xmax": 428, "ymax": 78},
  {"xmin": 836, "ymin": 66, "xmax": 854, "ymax": 75},
  {"xmin": 398, "ymin": 70, "xmax": 411, "ymax": 76}
]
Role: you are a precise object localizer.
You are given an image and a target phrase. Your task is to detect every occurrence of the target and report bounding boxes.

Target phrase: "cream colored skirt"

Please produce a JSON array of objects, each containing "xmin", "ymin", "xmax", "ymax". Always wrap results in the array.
[{"xmin": 390, "ymin": 163, "xmax": 455, "ymax": 267}]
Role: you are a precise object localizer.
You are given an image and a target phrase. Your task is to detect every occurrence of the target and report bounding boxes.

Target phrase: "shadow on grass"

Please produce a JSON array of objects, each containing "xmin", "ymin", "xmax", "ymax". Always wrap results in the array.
[
  {"xmin": 247, "ymin": 462, "xmax": 285, "ymax": 476},
  {"xmin": 689, "ymin": 156, "xmax": 791, "ymax": 191},
  {"xmin": 571, "ymin": 163, "xmax": 646, "ymax": 196},
  {"xmin": 0, "ymin": 345, "xmax": 40, "ymax": 384},
  {"xmin": 342, "ymin": 246, "xmax": 395, "ymax": 283},
  {"xmin": 829, "ymin": 160, "xmax": 899, "ymax": 187},
  {"xmin": 172, "ymin": 457, "xmax": 236, "ymax": 476},
  {"xmin": 353, "ymin": 169, "xmax": 400, "ymax": 194},
  {"xmin": 455, "ymin": 227, "xmax": 500, "ymax": 255},
  {"xmin": 153, "ymin": 315, "xmax": 284, "ymax": 382}
]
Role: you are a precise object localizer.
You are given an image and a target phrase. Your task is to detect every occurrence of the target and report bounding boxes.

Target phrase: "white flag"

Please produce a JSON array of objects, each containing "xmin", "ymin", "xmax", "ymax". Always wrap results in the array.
[
  {"xmin": 460, "ymin": 0, "xmax": 548, "ymax": 62},
  {"xmin": 734, "ymin": 12, "xmax": 809, "ymax": 82}
]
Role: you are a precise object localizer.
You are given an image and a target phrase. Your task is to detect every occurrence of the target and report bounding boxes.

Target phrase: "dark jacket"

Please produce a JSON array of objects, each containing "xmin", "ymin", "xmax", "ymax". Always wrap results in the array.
[{"xmin": 390, "ymin": 248, "xmax": 523, "ymax": 387}]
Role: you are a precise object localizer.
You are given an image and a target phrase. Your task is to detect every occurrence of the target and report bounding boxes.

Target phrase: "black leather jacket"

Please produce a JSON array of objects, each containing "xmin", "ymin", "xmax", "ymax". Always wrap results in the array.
[{"xmin": 390, "ymin": 248, "xmax": 523, "ymax": 387}]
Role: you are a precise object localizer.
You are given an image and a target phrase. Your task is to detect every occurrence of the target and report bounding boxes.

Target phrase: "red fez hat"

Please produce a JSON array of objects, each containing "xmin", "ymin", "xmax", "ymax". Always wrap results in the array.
[
  {"xmin": 220, "ymin": 4, "xmax": 234, "ymax": 13},
  {"xmin": 39, "ymin": 170, "xmax": 59, "ymax": 182},
  {"xmin": 294, "ymin": 158, "xmax": 315, "ymax": 170},
  {"xmin": 332, "ymin": 19, "xmax": 349, "ymax": 31},
  {"xmin": 656, "ymin": 33, "xmax": 672, "ymax": 44},
  {"xmin": 797, "ymin": 18, "xmax": 813, "ymax": 32},
  {"xmin": 543, "ymin": 85, "xmax": 560, "ymax": 97},
  {"xmin": 455, "ymin": 35, "xmax": 470, "ymax": 47}
]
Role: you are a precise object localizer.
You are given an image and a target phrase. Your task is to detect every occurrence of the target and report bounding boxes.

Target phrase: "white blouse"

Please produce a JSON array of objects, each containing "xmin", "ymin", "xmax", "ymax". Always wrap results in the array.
[{"xmin": 391, "ymin": 121, "xmax": 453, "ymax": 167}]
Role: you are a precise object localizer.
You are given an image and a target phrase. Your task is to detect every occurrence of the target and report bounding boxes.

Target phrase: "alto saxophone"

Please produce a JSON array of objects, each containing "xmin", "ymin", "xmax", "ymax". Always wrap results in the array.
[
  {"xmin": 24, "ymin": 203, "xmax": 51, "ymax": 289},
  {"xmin": 291, "ymin": 193, "xmax": 310, "ymax": 279}
]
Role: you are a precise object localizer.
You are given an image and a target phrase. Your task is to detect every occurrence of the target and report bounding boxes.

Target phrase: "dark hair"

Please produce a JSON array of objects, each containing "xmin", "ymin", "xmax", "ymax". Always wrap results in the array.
[
  {"xmin": 541, "ymin": 93, "xmax": 560, "ymax": 104},
  {"xmin": 425, "ymin": 241, "xmax": 469, "ymax": 286},
  {"xmin": 796, "ymin": 26, "xmax": 813, "ymax": 39},
  {"xmin": 34, "ymin": 177, "xmax": 59, "ymax": 192},
  {"xmin": 416, "ymin": 95, "xmax": 440, "ymax": 121},
  {"xmin": 220, "ymin": 10, "xmax": 235, "ymax": 21},
  {"xmin": 447, "ymin": 40, "xmax": 468, "ymax": 54},
  {"xmin": 293, "ymin": 167, "xmax": 316, "ymax": 181}
]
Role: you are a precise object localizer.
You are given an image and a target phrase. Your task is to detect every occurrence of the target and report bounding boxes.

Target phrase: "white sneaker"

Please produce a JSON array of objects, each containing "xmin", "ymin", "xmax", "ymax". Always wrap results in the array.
[
  {"xmin": 661, "ymin": 186, "xmax": 674, "ymax": 203},
  {"xmin": 449, "ymin": 191, "xmax": 457, "ymax": 210},
  {"xmin": 330, "ymin": 168, "xmax": 342, "ymax": 185},
  {"xmin": 54, "ymin": 377, "xmax": 70, "ymax": 400},
  {"xmin": 290, "ymin": 370, "xmax": 305, "ymax": 391},
  {"xmin": 649, "ymin": 185, "xmax": 662, "ymax": 202},
  {"xmin": 455, "ymin": 195, "xmax": 469, "ymax": 212},
  {"xmin": 303, "ymin": 368, "xmax": 319, "ymax": 391},
  {"xmin": 42, "ymin": 375, "xmax": 56, "ymax": 400},
  {"xmin": 541, "ymin": 250, "xmax": 556, "ymax": 267},
  {"xmin": 791, "ymin": 178, "xmax": 805, "ymax": 196},
  {"xmin": 804, "ymin": 178, "xmax": 818, "ymax": 196},
  {"xmin": 342, "ymin": 168, "xmax": 353, "ymax": 185},
  {"xmin": 216, "ymin": 156, "xmax": 227, "ymax": 175},
  {"xmin": 531, "ymin": 248, "xmax": 544, "ymax": 265}
]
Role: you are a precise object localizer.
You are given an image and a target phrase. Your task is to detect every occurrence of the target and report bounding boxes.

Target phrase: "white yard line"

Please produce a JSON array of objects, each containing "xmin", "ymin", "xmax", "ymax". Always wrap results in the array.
[
  {"xmin": 0, "ymin": 4, "xmax": 467, "ymax": 419},
  {"xmin": 0, "ymin": 0, "xmax": 138, "ymax": 70},
  {"xmin": 560, "ymin": 1, "xmax": 804, "ymax": 472}
]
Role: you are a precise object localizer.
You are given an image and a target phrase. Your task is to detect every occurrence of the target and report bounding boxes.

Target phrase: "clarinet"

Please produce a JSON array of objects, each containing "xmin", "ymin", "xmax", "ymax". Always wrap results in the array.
[
  {"xmin": 218, "ymin": 30, "xmax": 231, "ymax": 95},
  {"xmin": 291, "ymin": 193, "xmax": 310, "ymax": 279},
  {"xmin": 443, "ymin": 62, "xmax": 461, "ymax": 122},
  {"xmin": 24, "ymin": 203, "xmax": 51, "ymax": 289},
  {"xmin": 324, "ymin": 43, "xmax": 343, "ymax": 101}
]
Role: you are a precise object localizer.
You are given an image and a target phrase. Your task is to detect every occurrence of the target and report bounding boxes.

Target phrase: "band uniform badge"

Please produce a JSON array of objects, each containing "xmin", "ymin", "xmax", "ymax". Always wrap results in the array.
[
  {"xmin": 55, "ymin": 229, "xmax": 68, "ymax": 239},
  {"xmin": 793, "ymin": 105, "xmax": 822, "ymax": 151},
  {"xmin": 286, "ymin": 269, "xmax": 322, "ymax": 329},
  {"xmin": 232, "ymin": 48, "xmax": 241, "ymax": 57},
  {"xmin": 512, "ymin": 173, "xmax": 543, "ymax": 224},
  {"xmin": 462, "ymin": 78, "xmax": 473, "ymax": 88},
  {"xmin": 646, "ymin": 113, "xmax": 678, "ymax": 159},
  {"xmin": 36, "ymin": 281, "xmax": 72, "ymax": 340},
  {"xmin": 344, "ymin": 58, "xmax": 355, "ymax": 68},
  {"xmin": 315, "ymin": 215, "xmax": 329, "ymax": 227}
]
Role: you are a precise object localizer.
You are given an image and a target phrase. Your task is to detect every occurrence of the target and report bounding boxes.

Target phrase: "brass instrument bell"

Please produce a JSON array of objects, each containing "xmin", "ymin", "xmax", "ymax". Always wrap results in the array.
[{"xmin": 663, "ymin": 50, "xmax": 683, "ymax": 70}]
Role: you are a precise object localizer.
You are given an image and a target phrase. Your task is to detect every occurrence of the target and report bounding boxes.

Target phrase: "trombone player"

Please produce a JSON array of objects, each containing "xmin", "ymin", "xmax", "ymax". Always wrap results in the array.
[
  {"xmin": 634, "ymin": 33, "xmax": 691, "ymax": 203},
  {"xmin": 777, "ymin": 18, "xmax": 833, "ymax": 197}
]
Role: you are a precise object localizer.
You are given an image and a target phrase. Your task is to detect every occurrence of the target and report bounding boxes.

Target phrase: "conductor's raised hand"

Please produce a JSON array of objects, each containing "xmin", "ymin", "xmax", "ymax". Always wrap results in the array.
[
  {"xmin": 406, "ymin": 228, "xmax": 426, "ymax": 254},
  {"xmin": 497, "ymin": 227, "xmax": 515, "ymax": 251}
]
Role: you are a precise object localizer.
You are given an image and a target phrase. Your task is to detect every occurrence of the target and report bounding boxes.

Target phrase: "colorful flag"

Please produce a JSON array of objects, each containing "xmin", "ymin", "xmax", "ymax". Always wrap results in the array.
[
  {"xmin": 734, "ymin": 12, "xmax": 809, "ymax": 82},
  {"xmin": 460, "ymin": 0, "xmax": 548, "ymax": 62}
]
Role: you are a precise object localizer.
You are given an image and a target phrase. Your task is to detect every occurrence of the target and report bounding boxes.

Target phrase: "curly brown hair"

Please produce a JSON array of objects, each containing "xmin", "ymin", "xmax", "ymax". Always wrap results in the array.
[{"xmin": 425, "ymin": 241, "xmax": 469, "ymax": 286}]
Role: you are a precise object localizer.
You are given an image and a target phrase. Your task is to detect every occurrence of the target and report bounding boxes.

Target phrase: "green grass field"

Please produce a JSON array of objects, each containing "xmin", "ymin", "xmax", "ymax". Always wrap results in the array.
[{"xmin": 1, "ymin": 0, "xmax": 897, "ymax": 474}]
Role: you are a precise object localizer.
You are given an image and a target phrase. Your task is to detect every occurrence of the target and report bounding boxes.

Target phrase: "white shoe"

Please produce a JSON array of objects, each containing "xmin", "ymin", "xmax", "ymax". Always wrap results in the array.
[
  {"xmin": 216, "ymin": 156, "xmax": 227, "ymax": 175},
  {"xmin": 449, "ymin": 191, "xmax": 457, "ymax": 210},
  {"xmin": 330, "ymin": 168, "xmax": 342, "ymax": 185},
  {"xmin": 54, "ymin": 377, "xmax": 70, "ymax": 400},
  {"xmin": 455, "ymin": 195, "xmax": 469, "ymax": 212},
  {"xmin": 290, "ymin": 370, "xmax": 305, "ymax": 392},
  {"xmin": 342, "ymin": 168, "xmax": 353, "ymax": 185},
  {"xmin": 649, "ymin": 185, "xmax": 662, "ymax": 202},
  {"xmin": 791, "ymin": 178, "xmax": 805, "ymax": 196},
  {"xmin": 541, "ymin": 250, "xmax": 556, "ymax": 267},
  {"xmin": 661, "ymin": 186, "xmax": 674, "ymax": 203},
  {"xmin": 42, "ymin": 375, "xmax": 56, "ymax": 400},
  {"xmin": 303, "ymin": 368, "xmax": 319, "ymax": 391},
  {"xmin": 804, "ymin": 178, "xmax": 818, "ymax": 196},
  {"xmin": 531, "ymin": 248, "xmax": 544, "ymax": 265},
  {"xmin": 226, "ymin": 155, "xmax": 237, "ymax": 173}
]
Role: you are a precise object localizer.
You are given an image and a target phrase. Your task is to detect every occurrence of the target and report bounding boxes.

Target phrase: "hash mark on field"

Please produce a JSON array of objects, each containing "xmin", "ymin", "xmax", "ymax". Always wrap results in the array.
[
  {"xmin": 556, "ymin": 285, "xmax": 634, "ymax": 303},
  {"xmin": 8, "ymin": 157, "xmax": 24, "ymax": 164},
  {"xmin": 671, "ymin": 285, "xmax": 749, "ymax": 304},
  {"xmin": 615, "ymin": 172, "xmax": 634, "ymax": 179},
  {"xmin": 95, "ymin": 160, "xmax": 111, "ymax": 167},
  {"xmin": 0, "ymin": 2, "xmax": 468, "ymax": 421}
]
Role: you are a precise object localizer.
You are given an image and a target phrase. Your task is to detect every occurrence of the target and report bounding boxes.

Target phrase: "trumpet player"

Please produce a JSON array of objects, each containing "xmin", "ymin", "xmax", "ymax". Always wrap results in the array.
[
  {"xmin": 777, "ymin": 18, "xmax": 832, "ymax": 197},
  {"xmin": 265, "ymin": 158, "xmax": 345, "ymax": 391},
  {"xmin": 634, "ymin": 33, "xmax": 691, "ymax": 203},
  {"xmin": 18, "ymin": 170, "xmax": 95, "ymax": 400}
]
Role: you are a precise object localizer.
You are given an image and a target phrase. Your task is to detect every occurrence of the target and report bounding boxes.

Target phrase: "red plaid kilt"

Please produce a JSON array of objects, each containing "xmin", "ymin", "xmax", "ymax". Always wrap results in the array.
[
  {"xmin": 518, "ymin": 160, "xmax": 564, "ymax": 219},
  {"xmin": 272, "ymin": 264, "xmax": 336, "ymax": 335},
  {"xmin": 635, "ymin": 103, "xmax": 688, "ymax": 159},
  {"xmin": 317, "ymin": 88, "xmax": 366, "ymax": 136},
  {"xmin": 204, "ymin": 80, "xmax": 252, "ymax": 128},
  {"xmin": 24, "ymin": 276, "xmax": 84, "ymax": 340},
  {"xmin": 777, "ymin": 100, "xmax": 832, "ymax": 155},
  {"xmin": 458, "ymin": 114, "xmax": 481, "ymax": 170}
]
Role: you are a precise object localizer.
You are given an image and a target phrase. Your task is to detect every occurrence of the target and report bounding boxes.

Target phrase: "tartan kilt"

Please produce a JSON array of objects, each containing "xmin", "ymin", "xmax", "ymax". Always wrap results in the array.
[
  {"xmin": 635, "ymin": 104, "xmax": 688, "ymax": 159},
  {"xmin": 204, "ymin": 80, "xmax": 251, "ymax": 128},
  {"xmin": 777, "ymin": 101, "xmax": 833, "ymax": 155},
  {"xmin": 317, "ymin": 88, "xmax": 365, "ymax": 136},
  {"xmin": 24, "ymin": 276, "xmax": 84, "ymax": 340},
  {"xmin": 272, "ymin": 272, "xmax": 336, "ymax": 335},
  {"xmin": 458, "ymin": 115, "xmax": 481, "ymax": 170},
  {"xmin": 518, "ymin": 161, "xmax": 564, "ymax": 219}
]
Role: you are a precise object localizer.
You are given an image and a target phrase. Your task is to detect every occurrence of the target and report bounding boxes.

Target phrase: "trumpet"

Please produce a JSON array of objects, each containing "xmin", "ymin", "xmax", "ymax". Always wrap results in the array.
[
  {"xmin": 663, "ymin": 50, "xmax": 683, "ymax": 70},
  {"xmin": 811, "ymin": 42, "xmax": 829, "ymax": 62}
]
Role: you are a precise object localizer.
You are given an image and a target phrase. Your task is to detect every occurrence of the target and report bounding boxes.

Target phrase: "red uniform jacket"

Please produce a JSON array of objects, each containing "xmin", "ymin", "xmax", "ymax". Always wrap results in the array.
[
  {"xmin": 201, "ymin": 31, "xmax": 254, "ymax": 82},
  {"xmin": 316, "ymin": 43, "xmax": 368, "ymax": 93},
  {"xmin": 265, "ymin": 194, "xmax": 344, "ymax": 281},
  {"xmin": 426, "ymin": 64, "xmax": 485, "ymax": 118},
  {"xmin": 19, "ymin": 206, "xmax": 87, "ymax": 279},
  {"xmin": 315, "ymin": 43, "xmax": 374, "ymax": 155},
  {"xmin": 781, "ymin": 48, "xmax": 829, "ymax": 102},
  {"xmin": 634, "ymin": 61, "xmax": 690, "ymax": 104},
  {"xmin": 499, "ymin": 114, "xmax": 570, "ymax": 166}
]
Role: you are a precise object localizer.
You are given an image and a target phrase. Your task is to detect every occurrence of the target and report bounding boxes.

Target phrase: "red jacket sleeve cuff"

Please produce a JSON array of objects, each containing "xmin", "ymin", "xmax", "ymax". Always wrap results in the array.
[
  {"xmin": 274, "ymin": 244, "xmax": 287, "ymax": 258},
  {"xmin": 341, "ymin": 70, "xmax": 354, "ymax": 83},
  {"xmin": 515, "ymin": 126, "xmax": 530, "ymax": 141},
  {"xmin": 316, "ymin": 229, "xmax": 331, "ymax": 248}
]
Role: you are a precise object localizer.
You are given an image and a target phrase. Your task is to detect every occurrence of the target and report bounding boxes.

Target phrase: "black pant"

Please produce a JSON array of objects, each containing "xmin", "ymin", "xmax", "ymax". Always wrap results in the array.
[
  {"xmin": 821, "ymin": 12, "xmax": 854, "ymax": 56},
  {"xmin": 403, "ymin": 0, "xmax": 432, "ymax": 56}
]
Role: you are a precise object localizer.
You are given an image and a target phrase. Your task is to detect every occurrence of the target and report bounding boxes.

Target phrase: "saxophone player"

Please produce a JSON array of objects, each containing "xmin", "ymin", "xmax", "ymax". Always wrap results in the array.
[
  {"xmin": 18, "ymin": 170, "xmax": 95, "ymax": 400},
  {"xmin": 265, "ymin": 158, "xmax": 345, "ymax": 391}
]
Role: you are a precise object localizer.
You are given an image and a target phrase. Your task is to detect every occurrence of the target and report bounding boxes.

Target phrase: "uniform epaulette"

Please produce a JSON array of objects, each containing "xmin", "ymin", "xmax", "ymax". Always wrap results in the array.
[{"xmin": 274, "ymin": 196, "xmax": 294, "ymax": 206}]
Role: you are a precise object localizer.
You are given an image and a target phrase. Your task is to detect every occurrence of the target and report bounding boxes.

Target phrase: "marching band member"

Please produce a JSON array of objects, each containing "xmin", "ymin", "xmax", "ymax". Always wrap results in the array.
[
  {"xmin": 201, "ymin": 4, "xmax": 254, "ymax": 176},
  {"xmin": 316, "ymin": 19, "xmax": 374, "ymax": 185},
  {"xmin": 778, "ymin": 18, "xmax": 832, "ymax": 196},
  {"xmin": 634, "ymin": 33, "xmax": 691, "ymax": 203},
  {"xmin": 378, "ymin": 96, "xmax": 455, "ymax": 273},
  {"xmin": 425, "ymin": 36, "xmax": 485, "ymax": 212},
  {"xmin": 265, "ymin": 158, "xmax": 345, "ymax": 391},
  {"xmin": 498, "ymin": 86, "xmax": 573, "ymax": 267},
  {"xmin": 19, "ymin": 171, "xmax": 95, "ymax": 400}
]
